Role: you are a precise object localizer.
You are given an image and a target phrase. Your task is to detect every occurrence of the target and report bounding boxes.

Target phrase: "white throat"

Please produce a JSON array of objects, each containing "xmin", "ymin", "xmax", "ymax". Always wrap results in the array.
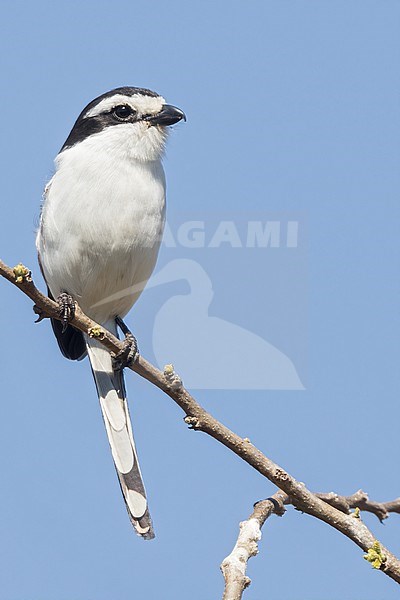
[{"xmin": 58, "ymin": 121, "xmax": 168, "ymax": 165}]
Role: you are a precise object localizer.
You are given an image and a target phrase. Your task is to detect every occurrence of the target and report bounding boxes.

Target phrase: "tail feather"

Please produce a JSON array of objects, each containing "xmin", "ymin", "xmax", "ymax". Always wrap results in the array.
[{"xmin": 86, "ymin": 320, "xmax": 154, "ymax": 539}]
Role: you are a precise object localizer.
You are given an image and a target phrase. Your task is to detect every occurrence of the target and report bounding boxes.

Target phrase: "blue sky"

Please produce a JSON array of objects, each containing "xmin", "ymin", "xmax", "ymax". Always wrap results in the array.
[{"xmin": 0, "ymin": 1, "xmax": 399, "ymax": 598}]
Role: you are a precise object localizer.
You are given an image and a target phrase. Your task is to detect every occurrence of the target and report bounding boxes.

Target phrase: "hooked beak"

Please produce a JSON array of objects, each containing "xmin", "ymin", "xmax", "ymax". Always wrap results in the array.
[{"xmin": 144, "ymin": 104, "xmax": 186, "ymax": 126}]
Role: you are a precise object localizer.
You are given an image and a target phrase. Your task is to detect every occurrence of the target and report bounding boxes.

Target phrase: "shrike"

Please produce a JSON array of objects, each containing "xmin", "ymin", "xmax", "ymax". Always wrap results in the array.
[{"xmin": 36, "ymin": 86, "xmax": 185, "ymax": 539}]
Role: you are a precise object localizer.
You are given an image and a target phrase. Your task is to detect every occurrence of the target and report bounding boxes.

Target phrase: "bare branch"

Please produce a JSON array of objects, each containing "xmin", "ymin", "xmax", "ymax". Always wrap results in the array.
[
  {"xmin": 314, "ymin": 490, "xmax": 400, "ymax": 522},
  {"xmin": 221, "ymin": 488, "xmax": 400, "ymax": 599},
  {"xmin": 221, "ymin": 492, "xmax": 287, "ymax": 600},
  {"xmin": 1, "ymin": 259, "xmax": 400, "ymax": 586}
]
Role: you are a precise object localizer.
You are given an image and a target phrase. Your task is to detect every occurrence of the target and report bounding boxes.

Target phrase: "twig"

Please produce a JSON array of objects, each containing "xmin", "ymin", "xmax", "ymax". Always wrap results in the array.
[
  {"xmin": 1, "ymin": 259, "xmax": 400, "ymax": 586},
  {"xmin": 314, "ymin": 490, "xmax": 400, "ymax": 522}
]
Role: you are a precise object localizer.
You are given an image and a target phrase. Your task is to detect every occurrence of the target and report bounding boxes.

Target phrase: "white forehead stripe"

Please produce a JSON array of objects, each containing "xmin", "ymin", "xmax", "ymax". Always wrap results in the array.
[{"xmin": 84, "ymin": 94, "xmax": 165, "ymax": 119}]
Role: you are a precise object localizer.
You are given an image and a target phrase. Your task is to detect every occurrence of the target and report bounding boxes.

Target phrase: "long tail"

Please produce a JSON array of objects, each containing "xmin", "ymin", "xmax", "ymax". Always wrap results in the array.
[{"xmin": 85, "ymin": 319, "xmax": 154, "ymax": 539}]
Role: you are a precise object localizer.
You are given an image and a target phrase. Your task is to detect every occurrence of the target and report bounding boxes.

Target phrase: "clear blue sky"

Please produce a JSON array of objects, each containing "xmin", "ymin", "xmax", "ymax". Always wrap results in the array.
[{"xmin": 0, "ymin": 1, "xmax": 399, "ymax": 598}]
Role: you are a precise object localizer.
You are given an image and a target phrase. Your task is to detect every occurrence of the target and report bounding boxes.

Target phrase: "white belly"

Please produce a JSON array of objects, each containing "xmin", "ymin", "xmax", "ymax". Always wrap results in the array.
[{"xmin": 37, "ymin": 149, "xmax": 166, "ymax": 324}]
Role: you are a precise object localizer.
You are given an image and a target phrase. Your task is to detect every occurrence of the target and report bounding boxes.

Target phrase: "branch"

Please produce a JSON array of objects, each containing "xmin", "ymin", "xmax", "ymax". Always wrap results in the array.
[
  {"xmin": 314, "ymin": 490, "xmax": 400, "ymax": 522},
  {"xmin": 1, "ymin": 260, "xmax": 400, "ymax": 586},
  {"xmin": 221, "ymin": 492, "xmax": 287, "ymax": 600},
  {"xmin": 221, "ymin": 488, "xmax": 400, "ymax": 600}
]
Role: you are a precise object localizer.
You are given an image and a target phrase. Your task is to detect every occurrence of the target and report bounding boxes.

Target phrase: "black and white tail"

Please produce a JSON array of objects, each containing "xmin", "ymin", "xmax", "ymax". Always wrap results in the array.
[{"xmin": 86, "ymin": 320, "xmax": 154, "ymax": 539}]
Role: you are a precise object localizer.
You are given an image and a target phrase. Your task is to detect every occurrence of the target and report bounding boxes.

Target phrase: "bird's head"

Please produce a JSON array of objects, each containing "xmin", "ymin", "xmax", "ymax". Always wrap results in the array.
[{"xmin": 60, "ymin": 86, "xmax": 186, "ymax": 162}]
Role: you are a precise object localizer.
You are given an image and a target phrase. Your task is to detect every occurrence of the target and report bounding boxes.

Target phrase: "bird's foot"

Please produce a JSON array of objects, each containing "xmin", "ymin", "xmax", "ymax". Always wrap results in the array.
[
  {"xmin": 112, "ymin": 337, "xmax": 138, "ymax": 371},
  {"xmin": 112, "ymin": 316, "xmax": 139, "ymax": 371},
  {"xmin": 57, "ymin": 292, "xmax": 76, "ymax": 333}
]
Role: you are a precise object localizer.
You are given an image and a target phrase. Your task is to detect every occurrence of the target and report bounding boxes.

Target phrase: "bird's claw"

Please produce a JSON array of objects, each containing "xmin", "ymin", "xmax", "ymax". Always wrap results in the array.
[
  {"xmin": 112, "ymin": 335, "xmax": 139, "ymax": 371},
  {"xmin": 113, "ymin": 316, "xmax": 139, "ymax": 371},
  {"xmin": 57, "ymin": 292, "xmax": 75, "ymax": 333}
]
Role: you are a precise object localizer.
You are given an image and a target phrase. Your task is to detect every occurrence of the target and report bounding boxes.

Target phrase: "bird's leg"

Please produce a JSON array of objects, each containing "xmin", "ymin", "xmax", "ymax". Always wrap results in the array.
[
  {"xmin": 112, "ymin": 316, "xmax": 139, "ymax": 371},
  {"xmin": 56, "ymin": 292, "xmax": 76, "ymax": 333}
]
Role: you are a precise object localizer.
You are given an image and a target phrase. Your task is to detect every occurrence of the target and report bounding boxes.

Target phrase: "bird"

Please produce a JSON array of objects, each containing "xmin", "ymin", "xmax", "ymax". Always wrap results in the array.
[{"xmin": 36, "ymin": 86, "xmax": 186, "ymax": 539}]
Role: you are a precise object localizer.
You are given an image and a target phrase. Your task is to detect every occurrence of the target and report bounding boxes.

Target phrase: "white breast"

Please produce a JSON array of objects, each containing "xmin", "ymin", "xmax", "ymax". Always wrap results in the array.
[{"xmin": 37, "ymin": 130, "xmax": 166, "ymax": 324}]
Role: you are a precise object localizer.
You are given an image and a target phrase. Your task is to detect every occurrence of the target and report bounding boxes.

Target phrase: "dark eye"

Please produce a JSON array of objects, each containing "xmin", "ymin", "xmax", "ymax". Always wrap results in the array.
[{"xmin": 113, "ymin": 105, "xmax": 135, "ymax": 120}]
